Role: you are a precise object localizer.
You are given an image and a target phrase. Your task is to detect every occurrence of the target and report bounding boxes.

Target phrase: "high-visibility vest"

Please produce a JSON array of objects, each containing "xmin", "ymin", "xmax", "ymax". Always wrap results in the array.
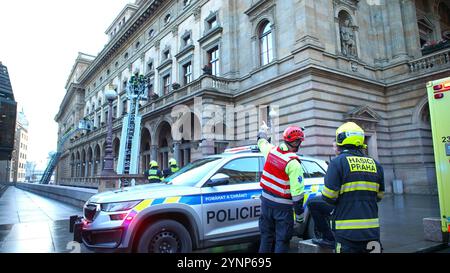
[
  {"xmin": 260, "ymin": 146, "xmax": 300, "ymax": 205},
  {"xmin": 170, "ymin": 166, "xmax": 179, "ymax": 173},
  {"xmin": 147, "ymin": 169, "xmax": 162, "ymax": 182}
]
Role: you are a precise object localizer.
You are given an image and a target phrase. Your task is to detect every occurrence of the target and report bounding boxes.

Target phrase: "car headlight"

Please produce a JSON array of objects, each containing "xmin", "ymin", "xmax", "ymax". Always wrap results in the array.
[{"xmin": 100, "ymin": 200, "xmax": 143, "ymax": 212}]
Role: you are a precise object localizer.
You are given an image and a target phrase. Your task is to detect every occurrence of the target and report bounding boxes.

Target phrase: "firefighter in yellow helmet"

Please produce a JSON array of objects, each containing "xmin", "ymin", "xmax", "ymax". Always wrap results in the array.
[
  {"xmin": 163, "ymin": 158, "xmax": 180, "ymax": 178},
  {"xmin": 321, "ymin": 122, "xmax": 385, "ymax": 253},
  {"xmin": 146, "ymin": 160, "xmax": 163, "ymax": 183}
]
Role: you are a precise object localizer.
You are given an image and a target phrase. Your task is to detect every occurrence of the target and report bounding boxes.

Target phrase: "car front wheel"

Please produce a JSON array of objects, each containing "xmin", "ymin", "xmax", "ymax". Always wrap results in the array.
[{"xmin": 137, "ymin": 219, "xmax": 192, "ymax": 253}]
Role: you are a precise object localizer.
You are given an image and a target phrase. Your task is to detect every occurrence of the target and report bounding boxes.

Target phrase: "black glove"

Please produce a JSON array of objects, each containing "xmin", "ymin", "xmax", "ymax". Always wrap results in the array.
[{"xmin": 293, "ymin": 199, "xmax": 304, "ymax": 216}]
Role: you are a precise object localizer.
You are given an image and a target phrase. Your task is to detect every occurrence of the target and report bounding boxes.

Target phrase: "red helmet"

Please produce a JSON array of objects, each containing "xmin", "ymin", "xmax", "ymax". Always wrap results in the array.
[{"xmin": 283, "ymin": 126, "xmax": 304, "ymax": 143}]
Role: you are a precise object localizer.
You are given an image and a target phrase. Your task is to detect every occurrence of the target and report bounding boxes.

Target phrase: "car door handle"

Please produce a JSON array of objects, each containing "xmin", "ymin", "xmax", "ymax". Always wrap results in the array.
[{"xmin": 251, "ymin": 194, "xmax": 261, "ymax": 199}]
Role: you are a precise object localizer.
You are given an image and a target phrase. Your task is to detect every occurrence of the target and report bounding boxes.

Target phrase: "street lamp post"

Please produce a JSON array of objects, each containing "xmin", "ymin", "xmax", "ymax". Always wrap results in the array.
[
  {"xmin": 101, "ymin": 86, "xmax": 118, "ymax": 177},
  {"xmin": 268, "ymin": 107, "xmax": 278, "ymax": 142}
]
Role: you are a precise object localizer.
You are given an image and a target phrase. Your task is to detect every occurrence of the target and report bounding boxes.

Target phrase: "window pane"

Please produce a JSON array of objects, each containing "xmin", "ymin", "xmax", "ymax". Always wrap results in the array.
[
  {"xmin": 217, "ymin": 157, "xmax": 260, "ymax": 185},
  {"xmin": 262, "ymin": 23, "xmax": 271, "ymax": 36},
  {"xmin": 301, "ymin": 160, "xmax": 326, "ymax": 178}
]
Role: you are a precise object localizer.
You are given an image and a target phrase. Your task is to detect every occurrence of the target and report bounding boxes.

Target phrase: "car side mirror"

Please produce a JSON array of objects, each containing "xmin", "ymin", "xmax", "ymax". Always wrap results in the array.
[{"xmin": 208, "ymin": 173, "xmax": 230, "ymax": 186}]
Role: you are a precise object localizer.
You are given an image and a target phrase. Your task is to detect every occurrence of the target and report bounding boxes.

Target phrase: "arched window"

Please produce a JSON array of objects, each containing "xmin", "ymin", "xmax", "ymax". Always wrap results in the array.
[
  {"xmin": 259, "ymin": 21, "xmax": 273, "ymax": 66},
  {"xmin": 164, "ymin": 14, "xmax": 171, "ymax": 24},
  {"xmin": 148, "ymin": 29, "xmax": 155, "ymax": 39},
  {"xmin": 418, "ymin": 18, "xmax": 434, "ymax": 47}
]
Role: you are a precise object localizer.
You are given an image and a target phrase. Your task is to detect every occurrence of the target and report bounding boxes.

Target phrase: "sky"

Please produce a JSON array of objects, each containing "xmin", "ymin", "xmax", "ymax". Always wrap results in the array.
[{"xmin": 0, "ymin": 0, "xmax": 130, "ymax": 166}]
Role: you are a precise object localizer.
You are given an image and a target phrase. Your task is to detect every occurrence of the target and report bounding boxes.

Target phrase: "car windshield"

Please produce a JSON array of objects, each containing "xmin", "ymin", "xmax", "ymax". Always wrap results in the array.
[{"xmin": 164, "ymin": 157, "xmax": 224, "ymax": 186}]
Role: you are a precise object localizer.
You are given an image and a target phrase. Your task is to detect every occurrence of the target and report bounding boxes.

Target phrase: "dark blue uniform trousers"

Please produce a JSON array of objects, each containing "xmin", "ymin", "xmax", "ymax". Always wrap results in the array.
[
  {"xmin": 258, "ymin": 201, "xmax": 293, "ymax": 253},
  {"xmin": 307, "ymin": 196, "xmax": 335, "ymax": 241}
]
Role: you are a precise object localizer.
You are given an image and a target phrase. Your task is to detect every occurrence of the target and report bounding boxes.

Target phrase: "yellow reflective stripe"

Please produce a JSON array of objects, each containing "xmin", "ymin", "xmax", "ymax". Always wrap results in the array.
[
  {"xmin": 336, "ymin": 242, "xmax": 341, "ymax": 253},
  {"xmin": 148, "ymin": 176, "xmax": 162, "ymax": 179},
  {"xmin": 134, "ymin": 199, "xmax": 153, "ymax": 212},
  {"xmin": 322, "ymin": 186, "xmax": 339, "ymax": 199},
  {"xmin": 311, "ymin": 185, "xmax": 319, "ymax": 192},
  {"xmin": 164, "ymin": 196, "xmax": 181, "ymax": 204},
  {"xmin": 335, "ymin": 218, "xmax": 380, "ymax": 230},
  {"xmin": 377, "ymin": 191, "xmax": 385, "ymax": 199},
  {"xmin": 340, "ymin": 181, "xmax": 379, "ymax": 194}
]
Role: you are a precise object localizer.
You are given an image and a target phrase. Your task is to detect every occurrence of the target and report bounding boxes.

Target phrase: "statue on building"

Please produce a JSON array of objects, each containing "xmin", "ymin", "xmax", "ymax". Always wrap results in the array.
[{"xmin": 340, "ymin": 19, "xmax": 357, "ymax": 58}]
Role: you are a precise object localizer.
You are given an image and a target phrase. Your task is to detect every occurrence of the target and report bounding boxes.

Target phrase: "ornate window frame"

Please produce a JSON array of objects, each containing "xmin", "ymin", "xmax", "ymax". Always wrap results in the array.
[{"xmin": 246, "ymin": 1, "xmax": 277, "ymax": 70}]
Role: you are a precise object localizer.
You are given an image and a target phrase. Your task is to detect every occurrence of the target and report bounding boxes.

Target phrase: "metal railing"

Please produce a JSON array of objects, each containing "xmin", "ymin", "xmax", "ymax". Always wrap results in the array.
[{"xmin": 409, "ymin": 48, "xmax": 450, "ymax": 73}]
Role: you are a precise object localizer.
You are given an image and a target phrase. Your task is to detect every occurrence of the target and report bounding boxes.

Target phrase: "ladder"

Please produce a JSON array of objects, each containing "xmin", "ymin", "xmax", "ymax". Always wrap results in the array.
[
  {"xmin": 116, "ymin": 74, "xmax": 148, "ymax": 187},
  {"xmin": 39, "ymin": 120, "xmax": 92, "ymax": 184}
]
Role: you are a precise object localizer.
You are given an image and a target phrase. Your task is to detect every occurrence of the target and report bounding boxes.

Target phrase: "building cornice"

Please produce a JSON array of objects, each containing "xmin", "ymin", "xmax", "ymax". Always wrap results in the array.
[
  {"xmin": 64, "ymin": 53, "xmax": 96, "ymax": 90},
  {"xmin": 55, "ymin": 83, "xmax": 84, "ymax": 122},
  {"xmin": 105, "ymin": 4, "xmax": 139, "ymax": 34},
  {"xmin": 78, "ymin": 0, "xmax": 166, "ymax": 85}
]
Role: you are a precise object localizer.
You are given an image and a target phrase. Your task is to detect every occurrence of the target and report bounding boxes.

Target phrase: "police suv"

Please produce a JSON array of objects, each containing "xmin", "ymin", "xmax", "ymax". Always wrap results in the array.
[{"xmin": 70, "ymin": 146, "xmax": 327, "ymax": 253}]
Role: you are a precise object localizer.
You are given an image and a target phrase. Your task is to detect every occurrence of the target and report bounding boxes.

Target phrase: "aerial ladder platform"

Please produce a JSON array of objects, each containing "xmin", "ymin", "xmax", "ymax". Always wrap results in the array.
[
  {"xmin": 39, "ymin": 120, "xmax": 92, "ymax": 184},
  {"xmin": 116, "ymin": 73, "xmax": 148, "ymax": 187}
]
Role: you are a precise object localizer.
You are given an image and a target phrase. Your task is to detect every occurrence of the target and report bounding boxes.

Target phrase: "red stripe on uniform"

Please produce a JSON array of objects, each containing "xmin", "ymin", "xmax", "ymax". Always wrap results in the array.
[{"xmin": 264, "ymin": 160, "xmax": 290, "ymax": 180}]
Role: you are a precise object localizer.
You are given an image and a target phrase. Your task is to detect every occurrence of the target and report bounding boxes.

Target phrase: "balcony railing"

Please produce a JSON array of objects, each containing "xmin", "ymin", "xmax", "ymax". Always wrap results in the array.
[
  {"xmin": 140, "ymin": 74, "xmax": 234, "ymax": 115},
  {"xmin": 409, "ymin": 48, "xmax": 450, "ymax": 73},
  {"xmin": 68, "ymin": 75, "xmax": 234, "ymax": 148}
]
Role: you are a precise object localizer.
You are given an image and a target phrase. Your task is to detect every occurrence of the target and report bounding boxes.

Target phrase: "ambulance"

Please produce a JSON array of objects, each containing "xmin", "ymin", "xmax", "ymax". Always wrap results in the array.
[{"xmin": 427, "ymin": 77, "xmax": 450, "ymax": 242}]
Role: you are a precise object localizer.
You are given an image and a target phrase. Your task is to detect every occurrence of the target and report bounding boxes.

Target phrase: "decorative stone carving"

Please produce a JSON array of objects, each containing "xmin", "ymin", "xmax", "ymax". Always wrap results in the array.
[
  {"xmin": 333, "ymin": 0, "xmax": 360, "ymax": 11},
  {"xmin": 193, "ymin": 7, "xmax": 201, "ymax": 21},
  {"xmin": 154, "ymin": 39, "xmax": 160, "ymax": 50},
  {"xmin": 351, "ymin": 61, "xmax": 358, "ymax": 72},
  {"xmin": 344, "ymin": 105, "xmax": 380, "ymax": 131},
  {"xmin": 340, "ymin": 18, "xmax": 358, "ymax": 57},
  {"xmin": 171, "ymin": 24, "xmax": 178, "ymax": 37}
]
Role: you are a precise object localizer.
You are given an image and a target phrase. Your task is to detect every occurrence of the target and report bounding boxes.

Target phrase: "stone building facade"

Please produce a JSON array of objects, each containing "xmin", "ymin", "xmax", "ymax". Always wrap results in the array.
[
  {"xmin": 55, "ymin": 0, "xmax": 450, "ymax": 194},
  {"xmin": 10, "ymin": 110, "xmax": 29, "ymax": 182}
]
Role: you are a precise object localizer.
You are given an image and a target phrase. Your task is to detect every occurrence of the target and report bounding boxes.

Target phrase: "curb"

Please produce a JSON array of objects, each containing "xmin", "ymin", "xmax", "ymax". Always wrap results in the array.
[{"xmin": 415, "ymin": 243, "xmax": 449, "ymax": 253}]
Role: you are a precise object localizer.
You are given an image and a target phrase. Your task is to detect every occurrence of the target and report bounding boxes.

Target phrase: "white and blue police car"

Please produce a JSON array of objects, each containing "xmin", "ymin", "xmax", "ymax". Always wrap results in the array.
[{"xmin": 70, "ymin": 146, "xmax": 327, "ymax": 253}]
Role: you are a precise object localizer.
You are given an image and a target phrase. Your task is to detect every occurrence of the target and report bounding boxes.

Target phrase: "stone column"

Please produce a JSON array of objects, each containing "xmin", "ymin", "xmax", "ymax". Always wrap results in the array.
[
  {"xmin": 91, "ymin": 159, "xmax": 95, "ymax": 177},
  {"xmin": 388, "ymin": 0, "xmax": 408, "ymax": 60},
  {"xmin": 184, "ymin": 148, "xmax": 190, "ymax": 166},
  {"xmin": 173, "ymin": 141, "xmax": 181, "ymax": 167},
  {"xmin": 401, "ymin": 0, "xmax": 421, "ymax": 58},
  {"xmin": 151, "ymin": 145, "xmax": 158, "ymax": 162},
  {"xmin": 293, "ymin": 0, "xmax": 323, "ymax": 50},
  {"xmin": 201, "ymin": 139, "xmax": 215, "ymax": 156},
  {"xmin": 84, "ymin": 161, "xmax": 89, "ymax": 177}
]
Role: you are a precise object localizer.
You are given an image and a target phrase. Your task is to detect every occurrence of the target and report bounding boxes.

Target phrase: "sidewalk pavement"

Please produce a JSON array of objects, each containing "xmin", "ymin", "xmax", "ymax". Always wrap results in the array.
[
  {"xmin": 378, "ymin": 194, "xmax": 443, "ymax": 253},
  {"xmin": 0, "ymin": 187, "xmax": 446, "ymax": 253}
]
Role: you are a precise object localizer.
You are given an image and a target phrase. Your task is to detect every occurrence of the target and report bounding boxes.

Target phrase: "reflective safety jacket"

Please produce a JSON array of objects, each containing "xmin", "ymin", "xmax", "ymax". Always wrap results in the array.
[
  {"xmin": 171, "ymin": 166, "xmax": 179, "ymax": 173},
  {"xmin": 258, "ymin": 139, "xmax": 304, "ymax": 210},
  {"xmin": 322, "ymin": 149, "xmax": 384, "ymax": 242},
  {"xmin": 163, "ymin": 166, "xmax": 179, "ymax": 178},
  {"xmin": 147, "ymin": 168, "xmax": 163, "ymax": 183}
]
